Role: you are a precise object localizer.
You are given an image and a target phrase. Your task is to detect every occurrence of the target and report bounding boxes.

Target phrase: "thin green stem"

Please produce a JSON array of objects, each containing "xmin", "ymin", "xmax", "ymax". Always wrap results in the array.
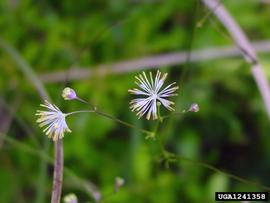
[
  {"xmin": 95, "ymin": 110, "xmax": 153, "ymax": 135},
  {"xmin": 155, "ymin": 140, "xmax": 270, "ymax": 192},
  {"xmin": 161, "ymin": 103, "xmax": 199, "ymax": 119},
  {"xmin": 75, "ymin": 97, "xmax": 153, "ymax": 136},
  {"xmin": 154, "ymin": 100, "xmax": 270, "ymax": 191},
  {"xmin": 155, "ymin": 125, "xmax": 168, "ymax": 159},
  {"xmin": 178, "ymin": 0, "xmax": 199, "ymax": 91},
  {"xmin": 157, "ymin": 102, "xmax": 162, "ymax": 122},
  {"xmin": 196, "ymin": 0, "xmax": 221, "ymax": 27},
  {"xmin": 65, "ymin": 110, "xmax": 95, "ymax": 116},
  {"xmin": 162, "ymin": 111, "xmax": 186, "ymax": 119},
  {"xmin": 69, "ymin": 17, "xmax": 134, "ymax": 72},
  {"xmin": 75, "ymin": 97, "xmax": 97, "ymax": 110},
  {"xmin": 173, "ymin": 154, "xmax": 270, "ymax": 192},
  {"xmin": 160, "ymin": 0, "xmax": 200, "ymax": 151},
  {"xmin": 152, "ymin": 107, "xmax": 166, "ymax": 154},
  {"xmin": 3, "ymin": 133, "xmax": 270, "ymax": 193}
]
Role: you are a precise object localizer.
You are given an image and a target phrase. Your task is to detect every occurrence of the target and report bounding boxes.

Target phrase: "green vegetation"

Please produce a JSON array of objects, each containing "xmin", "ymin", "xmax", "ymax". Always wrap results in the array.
[{"xmin": 1, "ymin": 0, "xmax": 270, "ymax": 202}]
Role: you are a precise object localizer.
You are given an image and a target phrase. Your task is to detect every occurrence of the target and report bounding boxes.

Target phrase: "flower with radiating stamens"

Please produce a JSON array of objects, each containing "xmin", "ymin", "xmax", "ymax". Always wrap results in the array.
[
  {"xmin": 128, "ymin": 70, "xmax": 179, "ymax": 120},
  {"xmin": 36, "ymin": 100, "xmax": 71, "ymax": 141}
]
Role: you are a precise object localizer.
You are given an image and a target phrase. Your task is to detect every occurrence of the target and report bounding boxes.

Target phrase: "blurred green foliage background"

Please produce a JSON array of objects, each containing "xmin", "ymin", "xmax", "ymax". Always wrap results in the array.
[{"xmin": 1, "ymin": 0, "xmax": 270, "ymax": 202}]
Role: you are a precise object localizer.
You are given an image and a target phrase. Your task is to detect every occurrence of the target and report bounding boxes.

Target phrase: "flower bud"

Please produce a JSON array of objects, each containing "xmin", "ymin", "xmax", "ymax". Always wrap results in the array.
[
  {"xmin": 63, "ymin": 193, "xmax": 78, "ymax": 203},
  {"xmin": 188, "ymin": 103, "xmax": 199, "ymax": 112},
  {"xmin": 114, "ymin": 177, "xmax": 125, "ymax": 192},
  {"xmin": 92, "ymin": 191, "xmax": 101, "ymax": 202},
  {"xmin": 62, "ymin": 87, "xmax": 77, "ymax": 100}
]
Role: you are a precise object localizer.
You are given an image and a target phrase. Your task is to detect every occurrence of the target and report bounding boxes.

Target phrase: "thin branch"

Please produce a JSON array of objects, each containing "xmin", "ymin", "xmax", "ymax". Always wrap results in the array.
[
  {"xmin": 39, "ymin": 40, "xmax": 270, "ymax": 83},
  {"xmin": 174, "ymin": 154, "xmax": 270, "ymax": 192},
  {"xmin": 201, "ymin": 0, "xmax": 270, "ymax": 121},
  {"xmin": 260, "ymin": 0, "xmax": 270, "ymax": 3},
  {"xmin": 51, "ymin": 140, "xmax": 63, "ymax": 203},
  {"xmin": 4, "ymin": 132, "xmax": 270, "ymax": 195}
]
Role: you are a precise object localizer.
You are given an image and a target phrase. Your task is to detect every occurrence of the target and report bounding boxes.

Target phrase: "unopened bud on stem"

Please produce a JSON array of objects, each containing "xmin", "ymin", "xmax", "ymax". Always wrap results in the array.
[
  {"xmin": 93, "ymin": 191, "xmax": 101, "ymax": 202},
  {"xmin": 63, "ymin": 193, "xmax": 78, "ymax": 203},
  {"xmin": 114, "ymin": 177, "xmax": 125, "ymax": 192},
  {"xmin": 188, "ymin": 103, "xmax": 199, "ymax": 112},
  {"xmin": 62, "ymin": 87, "xmax": 77, "ymax": 100}
]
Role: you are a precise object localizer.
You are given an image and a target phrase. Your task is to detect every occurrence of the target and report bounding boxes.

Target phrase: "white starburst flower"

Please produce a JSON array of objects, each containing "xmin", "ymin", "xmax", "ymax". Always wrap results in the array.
[
  {"xmin": 36, "ymin": 100, "xmax": 71, "ymax": 141},
  {"xmin": 128, "ymin": 70, "xmax": 179, "ymax": 120}
]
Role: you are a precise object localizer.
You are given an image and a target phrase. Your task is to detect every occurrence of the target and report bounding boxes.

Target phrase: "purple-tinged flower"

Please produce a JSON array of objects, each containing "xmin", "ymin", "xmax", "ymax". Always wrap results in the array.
[
  {"xmin": 36, "ymin": 100, "xmax": 71, "ymax": 141},
  {"xmin": 188, "ymin": 103, "xmax": 199, "ymax": 112},
  {"xmin": 128, "ymin": 70, "xmax": 179, "ymax": 120},
  {"xmin": 114, "ymin": 176, "xmax": 125, "ymax": 192},
  {"xmin": 92, "ymin": 191, "xmax": 101, "ymax": 202},
  {"xmin": 63, "ymin": 193, "xmax": 78, "ymax": 203},
  {"xmin": 62, "ymin": 87, "xmax": 77, "ymax": 100}
]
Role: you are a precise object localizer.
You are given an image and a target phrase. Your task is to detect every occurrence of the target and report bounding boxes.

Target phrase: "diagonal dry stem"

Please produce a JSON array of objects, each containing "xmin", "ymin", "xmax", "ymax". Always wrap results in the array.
[
  {"xmin": 201, "ymin": 0, "xmax": 270, "ymax": 121},
  {"xmin": 38, "ymin": 40, "xmax": 270, "ymax": 83}
]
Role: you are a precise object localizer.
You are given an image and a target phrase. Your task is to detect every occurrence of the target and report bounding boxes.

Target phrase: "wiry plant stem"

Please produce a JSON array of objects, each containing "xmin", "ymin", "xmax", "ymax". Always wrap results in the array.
[
  {"xmin": 75, "ymin": 97, "xmax": 153, "ymax": 135},
  {"xmin": 51, "ymin": 140, "xmax": 63, "ymax": 203},
  {"xmin": 202, "ymin": 0, "xmax": 270, "ymax": 121},
  {"xmin": 65, "ymin": 110, "xmax": 95, "ymax": 116}
]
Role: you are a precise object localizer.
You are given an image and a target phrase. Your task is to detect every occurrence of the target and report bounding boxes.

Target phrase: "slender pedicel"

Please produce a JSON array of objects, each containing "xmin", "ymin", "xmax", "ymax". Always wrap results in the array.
[
  {"xmin": 73, "ymin": 95, "xmax": 153, "ymax": 135},
  {"xmin": 65, "ymin": 110, "xmax": 95, "ymax": 116},
  {"xmin": 62, "ymin": 87, "xmax": 97, "ymax": 110},
  {"xmin": 75, "ymin": 97, "xmax": 97, "ymax": 111}
]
